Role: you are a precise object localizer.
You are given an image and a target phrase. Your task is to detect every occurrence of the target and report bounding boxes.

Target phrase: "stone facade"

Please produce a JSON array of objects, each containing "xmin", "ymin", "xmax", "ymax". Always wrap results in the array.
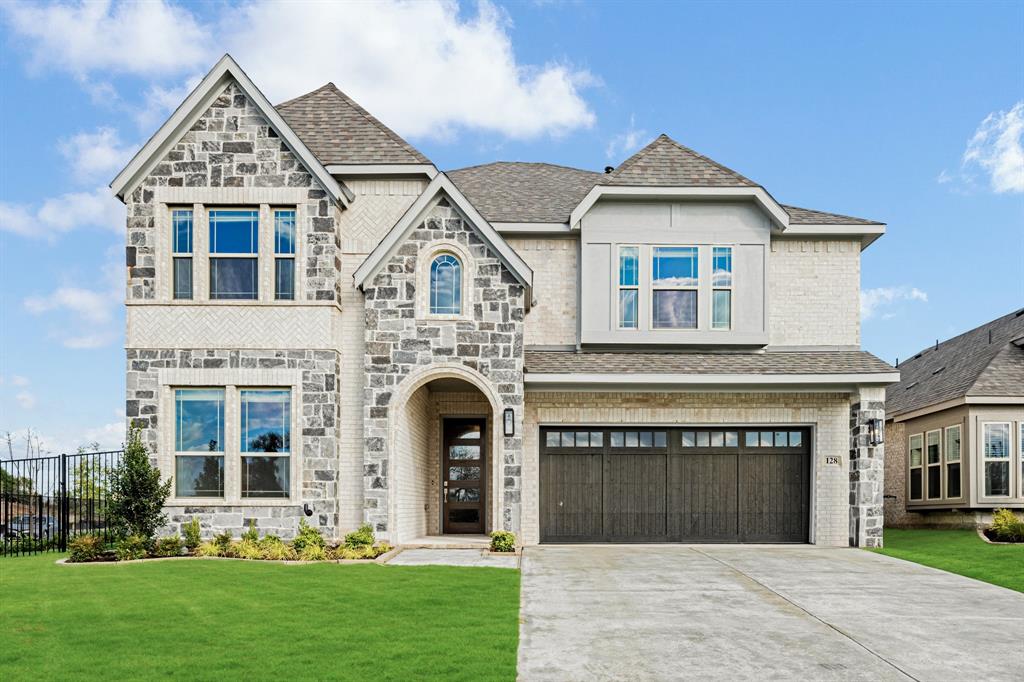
[
  {"xmin": 361, "ymin": 198, "xmax": 526, "ymax": 539},
  {"xmin": 849, "ymin": 387, "xmax": 886, "ymax": 547}
]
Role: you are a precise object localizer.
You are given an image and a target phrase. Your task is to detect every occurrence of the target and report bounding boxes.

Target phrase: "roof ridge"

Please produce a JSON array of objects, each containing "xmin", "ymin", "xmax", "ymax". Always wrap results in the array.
[
  {"xmin": 450, "ymin": 160, "xmax": 601, "ymax": 175},
  {"xmin": 655, "ymin": 134, "xmax": 757, "ymax": 186},
  {"xmin": 320, "ymin": 84, "xmax": 427, "ymax": 163},
  {"xmin": 604, "ymin": 133, "xmax": 757, "ymax": 187},
  {"xmin": 275, "ymin": 82, "xmax": 337, "ymax": 109}
]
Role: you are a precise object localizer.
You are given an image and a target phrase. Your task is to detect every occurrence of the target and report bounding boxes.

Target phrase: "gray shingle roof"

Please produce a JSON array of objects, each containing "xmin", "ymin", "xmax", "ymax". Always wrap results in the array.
[
  {"xmin": 525, "ymin": 350, "xmax": 895, "ymax": 375},
  {"xmin": 886, "ymin": 309, "xmax": 1024, "ymax": 417},
  {"xmin": 447, "ymin": 162, "xmax": 602, "ymax": 223},
  {"xmin": 783, "ymin": 205, "xmax": 884, "ymax": 226},
  {"xmin": 602, "ymin": 134, "xmax": 757, "ymax": 188},
  {"xmin": 276, "ymin": 84, "xmax": 430, "ymax": 165}
]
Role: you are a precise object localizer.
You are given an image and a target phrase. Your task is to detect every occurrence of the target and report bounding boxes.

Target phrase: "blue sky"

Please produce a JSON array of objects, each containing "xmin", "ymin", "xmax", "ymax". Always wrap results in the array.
[{"xmin": 1, "ymin": 0, "xmax": 1022, "ymax": 454}]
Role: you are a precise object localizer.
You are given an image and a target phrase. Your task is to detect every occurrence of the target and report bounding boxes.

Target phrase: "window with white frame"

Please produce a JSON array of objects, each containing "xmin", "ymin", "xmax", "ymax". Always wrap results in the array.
[
  {"xmin": 239, "ymin": 389, "xmax": 291, "ymax": 498},
  {"xmin": 908, "ymin": 433, "xmax": 923, "ymax": 501},
  {"xmin": 174, "ymin": 389, "xmax": 225, "ymax": 498},
  {"xmin": 172, "ymin": 209, "xmax": 193, "ymax": 300},
  {"xmin": 618, "ymin": 246, "xmax": 639, "ymax": 329},
  {"xmin": 711, "ymin": 246, "xmax": 733, "ymax": 330},
  {"xmin": 429, "ymin": 253, "xmax": 462, "ymax": 315},
  {"xmin": 651, "ymin": 246, "xmax": 698, "ymax": 329},
  {"xmin": 925, "ymin": 430, "xmax": 941, "ymax": 500},
  {"xmin": 983, "ymin": 422, "xmax": 1010, "ymax": 497},
  {"xmin": 944, "ymin": 425, "xmax": 961, "ymax": 498},
  {"xmin": 274, "ymin": 209, "xmax": 296, "ymax": 300},
  {"xmin": 209, "ymin": 209, "xmax": 259, "ymax": 300},
  {"xmin": 1020, "ymin": 423, "xmax": 1023, "ymax": 497}
]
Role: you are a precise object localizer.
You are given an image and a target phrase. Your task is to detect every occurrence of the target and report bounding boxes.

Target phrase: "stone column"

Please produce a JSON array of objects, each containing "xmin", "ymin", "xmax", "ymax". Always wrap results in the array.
[{"xmin": 850, "ymin": 386, "xmax": 886, "ymax": 547}]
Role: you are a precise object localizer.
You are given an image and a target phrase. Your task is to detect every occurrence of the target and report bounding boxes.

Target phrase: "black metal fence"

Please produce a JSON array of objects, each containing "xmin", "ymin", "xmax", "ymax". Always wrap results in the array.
[{"xmin": 1, "ymin": 450, "xmax": 123, "ymax": 556}]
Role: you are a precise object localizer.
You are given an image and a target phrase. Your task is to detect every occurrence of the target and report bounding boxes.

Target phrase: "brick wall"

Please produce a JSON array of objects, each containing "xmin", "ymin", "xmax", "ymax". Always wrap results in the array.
[
  {"xmin": 768, "ymin": 238, "xmax": 860, "ymax": 347},
  {"xmin": 507, "ymin": 237, "xmax": 578, "ymax": 347}
]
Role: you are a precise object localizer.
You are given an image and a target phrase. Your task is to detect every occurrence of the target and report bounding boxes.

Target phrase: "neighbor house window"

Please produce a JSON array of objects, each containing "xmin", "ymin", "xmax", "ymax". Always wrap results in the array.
[
  {"xmin": 429, "ymin": 254, "xmax": 462, "ymax": 315},
  {"xmin": 945, "ymin": 425, "xmax": 961, "ymax": 498},
  {"xmin": 908, "ymin": 434, "xmax": 923, "ymax": 501},
  {"xmin": 172, "ymin": 209, "xmax": 193, "ymax": 300},
  {"xmin": 174, "ymin": 389, "xmax": 225, "ymax": 498},
  {"xmin": 712, "ymin": 246, "xmax": 733, "ymax": 330},
  {"xmin": 209, "ymin": 209, "xmax": 259, "ymax": 300},
  {"xmin": 618, "ymin": 246, "xmax": 639, "ymax": 329},
  {"xmin": 240, "ymin": 389, "xmax": 291, "ymax": 498},
  {"xmin": 651, "ymin": 246, "xmax": 698, "ymax": 329},
  {"xmin": 1020, "ymin": 423, "xmax": 1024, "ymax": 497},
  {"xmin": 274, "ymin": 209, "xmax": 295, "ymax": 300},
  {"xmin": 926, "ymin": 430, "xmax": 941, "ymax": 500},
  {"xmin": 983, "ymin": 422, "xmax": 1010, "ymax": 497}
]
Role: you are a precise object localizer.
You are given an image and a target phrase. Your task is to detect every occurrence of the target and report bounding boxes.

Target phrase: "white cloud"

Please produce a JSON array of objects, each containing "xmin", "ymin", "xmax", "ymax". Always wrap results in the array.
[
  {"xmin": 133, "ymin": 76, "xmax": 203, "ymax": 131},
  {"xmin": 25, "ymin": 286, "xmax": 117, "ymax": 325},
  {"xmin": 23, "ymin": 260, "xmax": 123, "ymax": 349},
  {"xmin": 962, "ymin": 101, "xmax": 1024, "ymax": 194},
  {"xmin": 861, "ymin": 286, "xmax": 928, "ymax": 321},
  {"xmin": 10, "ymin": 376, "xmax": 30, "ymax": 387},
  {"xmin": 1, "ymin": 0, "xmax": 211, "ymax": 78},
  {"xmin": 605, "ymin": 115, "xmax": 647, "ymax": 160},
  {"xmin": 0, "ymin": 186, "xmax": 124, "ymax": 239},
  {"xmin": 15, "ymin": 392, "xmax": 36, "ymax": 410},
  {"xmin": 59, "ymin": 127, "xmax": 135, "ymax": 183}
]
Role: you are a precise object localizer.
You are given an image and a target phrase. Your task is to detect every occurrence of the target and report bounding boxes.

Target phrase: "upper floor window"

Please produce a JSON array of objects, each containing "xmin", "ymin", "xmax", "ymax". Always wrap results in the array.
[
  {"xmin": 651, "ymin": 246, "xmax": 697, "ymax": 329},
  {"xmin": 430, "ymin": 254, "xmax": 462, "ymax": 315},
  {"xmin": 712, "ymin": 246, "xmax": 733, "ymax": 330},
  {"xmin": 983, "ymin": 422, "xmax": 1010, "ymax": 497},
  {"xmin": 618, "ymin": 246, "xmax": 639, "ymax": 329},
  {"xmin": 209, "ymin": 209, "xmax": 259, "ymax": 300},
  {"xmin": 274, "ymin": 209, "xmax": 295, "ymax": 301},
  {"xmin": 172, "ymin": 209, "xmax": 193, "ymax": 300}
]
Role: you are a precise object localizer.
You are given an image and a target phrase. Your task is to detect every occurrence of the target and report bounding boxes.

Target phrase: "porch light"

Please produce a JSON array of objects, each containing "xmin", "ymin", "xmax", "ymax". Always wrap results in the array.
[
  {"xmin": 503, "ymin": 408, "xmax": 515, "ymax": 437},
  {"xmin": 868, "ymin": 418, "xmax": 883, "ymax": 447}
]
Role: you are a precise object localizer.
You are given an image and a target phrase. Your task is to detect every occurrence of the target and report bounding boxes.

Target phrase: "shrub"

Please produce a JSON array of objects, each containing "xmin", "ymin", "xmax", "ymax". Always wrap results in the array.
[
  {"xmin": 241, "ymin": 519, "xmax": 259, "ymax": 543},
  {"xmin": 259, "ymin": 536, "xmax": 296, "ymax": 561},
  {"xmin": 195, "ymin": 541, "xmax": 220, "ymax": 557},
  {"xmin": 332, "ymin": 542, "xmax": 392, "ymax": 560},
  {"xmin": 108, "ymin": 427, "xmax": 172, "ymax": 540},
  {"xmin": 152, "ymin": 535, "xmax": 183, "ymax": 557},
  {"xmin": 489, "ymin": 530, "xmax": 516, "ymax": 553},
  {"xmin": 990, "ymin": 508, "xmax": 1024, "ymax": 542},
  {"xmin": 235, "ymin": 538, "xmax": 263, "ymax": 560},
  {"xmin": 214, "ymin": 531, "xmax": 233, "ymax": 554},
  {"xmin": 344, "ymin": 523, "xmax": 375, "ymax": 548},
  {"xmin": 292, "ymin": 519, "xmax": 326, "ymax": 553},
  {"xmin": 68, "ymin": 534, "xmax": 104, "ymax": 562},
  {"xmin": 115, "ymin": 535, "xmax": 148, "ymax": 561},
  {"xmin": 297, "ymin": 544, "xmax": 328, "ymax": 561},
  {"xmin": 183, "ymin": 518, "xmax": 201, "ymax": 551}
]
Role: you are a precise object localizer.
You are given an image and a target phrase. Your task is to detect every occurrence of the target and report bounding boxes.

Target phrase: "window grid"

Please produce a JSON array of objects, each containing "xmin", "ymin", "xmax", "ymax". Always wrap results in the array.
[
  {"xmin": 273, "ymin": 209, "xmax": 296, "ymax": 301},
  {"xmin": 171, "ymin": 209, "xmax": 193, "ymax": 300},
  {"xmin": 908, "ymin": 434, "xmax": 923, "ymax": 501},
  {"xmin": 712, "ymin": 246, "xmax": 733, "ymax": 330},
  {"xmin": 925, "ymin": 430, "xmax": 941, "ymax": 500},
  {"xmin": 617, "ymin": 246, "xmax": 639, "ymax": 329},
  {"xmin": 651, "ymin": 246, "xmax": 698, "ymax": 329},
  {"xmin": 429, "ymin": 254, "xmax": 462, "ymax": 315},
  {"xmin": 173, "ymin": 388, "xmax": 225, "ymax": 499},
  {"xmin": 208, "ymin": 209, "xmax": 260, "ymax": 300},
  {"xmin": 944, "ymin": 425, "xmax": 961, "ymax": 499},
  {"xmin": 982, "ymin": 422, "xmax": 1011, "ymax": 497}
]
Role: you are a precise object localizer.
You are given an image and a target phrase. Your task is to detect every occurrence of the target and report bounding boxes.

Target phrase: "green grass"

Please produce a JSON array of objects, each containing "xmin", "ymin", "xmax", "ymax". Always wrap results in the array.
[
  {"xmin": 872, "ymin": 528, "xmax": 1024, "ymax": 593},
  {"xmin": 0, "ymin": 554, "xmax": 520, "ymax": 680}
]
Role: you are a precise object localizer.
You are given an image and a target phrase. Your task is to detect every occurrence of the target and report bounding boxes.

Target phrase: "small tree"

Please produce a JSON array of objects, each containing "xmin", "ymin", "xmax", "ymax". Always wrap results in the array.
[{"xmin": 108, "ymin": 427, "xmax": 172, "ymax": 540}]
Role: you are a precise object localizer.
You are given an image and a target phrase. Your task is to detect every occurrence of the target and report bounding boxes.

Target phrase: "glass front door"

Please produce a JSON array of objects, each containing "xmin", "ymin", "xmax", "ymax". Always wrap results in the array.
[{"xmin": 443, "ymin": 418, "xmax": 486, "ymax": 534}]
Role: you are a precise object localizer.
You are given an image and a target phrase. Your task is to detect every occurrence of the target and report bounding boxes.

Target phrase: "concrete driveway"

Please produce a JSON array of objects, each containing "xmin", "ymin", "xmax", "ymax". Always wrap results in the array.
[{"xmin": 518, "ymin": 545, "xmax": 1024, "ymax": 681}]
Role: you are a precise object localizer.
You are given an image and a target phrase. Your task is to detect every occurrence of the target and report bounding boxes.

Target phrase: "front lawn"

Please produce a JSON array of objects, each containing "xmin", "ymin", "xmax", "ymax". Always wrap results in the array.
[
  {"xmin": 873, "ymin": 528, "xmax": 1024, "ymax": 593},
  {"xmin": 0, "ymin": 553, "xmax": 520, "ymax": 680}
]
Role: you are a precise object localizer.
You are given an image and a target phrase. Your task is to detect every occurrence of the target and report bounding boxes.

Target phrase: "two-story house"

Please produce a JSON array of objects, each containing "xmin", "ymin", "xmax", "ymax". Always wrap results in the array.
[{"xmin": 113, "ymin": 55, "xmax": 898, "ymax": 548}]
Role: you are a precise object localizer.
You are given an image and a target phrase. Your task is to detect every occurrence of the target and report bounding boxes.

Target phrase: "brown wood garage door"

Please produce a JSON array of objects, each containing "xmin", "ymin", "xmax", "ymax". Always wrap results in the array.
[{"xmin": 540, "ymin": 427, "xmax": 810, "ymax": 543}]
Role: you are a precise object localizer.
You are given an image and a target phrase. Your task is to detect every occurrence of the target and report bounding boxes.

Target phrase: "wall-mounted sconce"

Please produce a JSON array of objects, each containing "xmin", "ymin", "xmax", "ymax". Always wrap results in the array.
[
  {"xmin": 868, "ymin": 418, "xmax": 883, "ymax": 447},
  {"xmin": 303, "ymin": 503, "xmax": 314, "ymax": 517},
  {"xmin": 503, "ymin": 408, "xmax": 515, "ymax": 437}
]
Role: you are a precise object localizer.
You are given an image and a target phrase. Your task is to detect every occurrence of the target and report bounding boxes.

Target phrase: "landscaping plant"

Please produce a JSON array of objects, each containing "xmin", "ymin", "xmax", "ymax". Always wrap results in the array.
[
  {"xmin": 115, "ymin": 535, "xmax": 148, "ymax": 561},
  {"xmin": 195, "ymin": 541, "xmax": 220, "ymax": 557},
  {"xmin": 490, "ymin": 530, "xmax": 516, "ymax": 553},
  {"xmin": 108, "ymin": 427, "xmax": 172, "ymax": 540},
  {"xmin": 241, "ymin": 519, "xmax": 259, "ymax": 543},
  {"xmin": 68, "ymin": 534, "xmax": 105, "ymax": 563},
  {"xmin": 297, "ymin": 543, "xmax": 328, "ymax": 561},
  {"xmin": 213, "ymin": 531, "xmax": 233, "ymax": 555},
  {"xmin": 259, "ymin": 535, "xmax": 296, "ymax": 561},
  {"xmin": 152, "ymin": 536, "xmax": 184, "ymax": 558},
  {"xmin": 234, "ymin": 538, "xmax": 262, "ymax": 560},
  {"xmin": 292, "ymin": 518, "xmax": 326, "ymax": 553},
  {"xmin": 183, "ymin": 518, "xmax": 201, "ymax": 551},
  {"xmin": 990, "ymin": 508, "xmax": 1024, "ymax": 542}
]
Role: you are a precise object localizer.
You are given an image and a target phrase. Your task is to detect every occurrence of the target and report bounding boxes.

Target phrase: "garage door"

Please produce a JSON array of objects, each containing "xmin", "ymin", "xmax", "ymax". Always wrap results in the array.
[{"xmin": 540, "ymin": 427, "xmax": 810, "ymax": 543}]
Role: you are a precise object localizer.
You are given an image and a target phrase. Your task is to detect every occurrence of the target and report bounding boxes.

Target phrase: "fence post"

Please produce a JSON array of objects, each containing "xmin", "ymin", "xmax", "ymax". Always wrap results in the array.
[{"xmin": 59, "ymin": 453, "xmax": 68, "ymax": 552}]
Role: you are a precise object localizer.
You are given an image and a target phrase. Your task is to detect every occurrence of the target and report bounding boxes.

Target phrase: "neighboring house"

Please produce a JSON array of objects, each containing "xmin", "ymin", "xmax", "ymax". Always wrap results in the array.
[
  {"xmin": 112, "ymin": 54, "xmax": 898, "ymax": 548},
  {"xmin": 884, "ymin": 310, "xmax": 1024, "ymax": 527}
]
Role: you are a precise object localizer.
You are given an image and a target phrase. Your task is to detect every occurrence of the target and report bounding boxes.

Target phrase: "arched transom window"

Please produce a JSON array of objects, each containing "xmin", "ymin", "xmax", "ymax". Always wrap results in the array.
[{"xmin": 430, "ymin": 254, "xmax": 462, "ymax": 315}]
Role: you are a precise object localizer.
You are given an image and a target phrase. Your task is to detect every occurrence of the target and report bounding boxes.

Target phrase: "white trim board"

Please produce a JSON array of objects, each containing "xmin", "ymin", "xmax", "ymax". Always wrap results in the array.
[
  {"xmin": 325, "ymin": 164, "xmax": 437, "ymax": 178},
  {"xmin": 353, "ymin": 172, "xmax": 534, "ymax": 294},
  {"xmin": 891, "ymin": 395, "xmax": 1024, "ymax": 422},
  {"xmin": 524, "ymin": 371, "xmax": 901, "ymax": 387},
  {"xmin": 110, "ymin": 54, "xmax": 348, "ymax": 207}
]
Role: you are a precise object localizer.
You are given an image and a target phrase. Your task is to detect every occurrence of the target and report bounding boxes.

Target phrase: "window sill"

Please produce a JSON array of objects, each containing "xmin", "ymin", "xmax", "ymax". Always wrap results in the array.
[
  {"xmin": 418, "ymin": 314, "xmax": 472, "ymax": 323},
  {"xmin": 167, "ymin": 497, "xmax": 298, "ymax": 507}
]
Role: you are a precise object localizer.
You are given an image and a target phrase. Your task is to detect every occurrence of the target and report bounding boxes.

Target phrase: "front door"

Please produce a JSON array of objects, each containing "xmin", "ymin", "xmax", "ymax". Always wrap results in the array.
[{"xmin": 442, "ymin": 418, "xmax": 486, "ymax": 534}]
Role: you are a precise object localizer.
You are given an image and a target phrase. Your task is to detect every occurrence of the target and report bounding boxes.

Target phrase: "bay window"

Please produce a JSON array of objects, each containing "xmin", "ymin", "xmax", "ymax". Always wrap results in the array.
[
  {"xmin": 618, "ymin": 246, "xmax": 639, "ymax": 329},
  {"xmin": 174, "ymin": 389, "xmax": 225, "ymax": 498},
  {"xmin": 944, "ymin": 425, "xmax": 961, "ymax": 499},
  {"xmin": 925, "ymin": 430, "xmax": 941, "ymax": 499},
  {"xmin": 172, "ymin": 209, "xmax": 193, "ymax": 299},
  {"xmin": 712, "ymin": 246, "xmax": 733, "ymax": 330},
  {"xmin": 983, "ymin": 422, "xmax": 1010, "ymax": 497},
  {"xmin": 209, "ymin": 209, "xmax": 259, "ymax": 300},
  {"xmin": 274, "ymin": 209, "xmax": 296, "ymax": 300},
  {"xmin": 652, "ymin": 246, "xmax": 697, "ymax": 329},
  {"xmin": 908, "ymin": 434, "xmax": 923, "ymax": 501}
]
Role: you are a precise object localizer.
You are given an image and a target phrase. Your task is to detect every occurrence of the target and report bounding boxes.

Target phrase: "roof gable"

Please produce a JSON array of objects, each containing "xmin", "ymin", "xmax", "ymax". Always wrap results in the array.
[
  {"xmin": 448, "ymin": 162, "xmax": 601, "ymax": 223},
  {"xmin": 603, "ymin": 134, "xmax": 757, "ymax": 187},
  {"xmin": 110, "ymin": 54, "xmax": 347, "ymax": 205},
  {"xmin": 354, "ymin": 173, "xmax": 533, "ymax": 293},
  {"xmin": 276, "ymin": 84, "xmax": 430, "ymax": 165}
]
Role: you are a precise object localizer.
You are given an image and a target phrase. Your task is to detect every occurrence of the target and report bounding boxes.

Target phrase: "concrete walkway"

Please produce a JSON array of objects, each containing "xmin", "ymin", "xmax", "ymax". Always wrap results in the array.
[
  {"xmin": 386, "ymin": 548, "xmax": 518, "ymax": 568},
  {"xmin": 518, "ymin": 545, "xmax": 1024, "ymax": 681}
]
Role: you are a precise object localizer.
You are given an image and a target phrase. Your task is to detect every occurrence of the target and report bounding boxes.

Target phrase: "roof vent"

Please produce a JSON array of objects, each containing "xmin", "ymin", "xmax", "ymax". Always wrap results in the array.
[
  {"xmin": 932, "ymin": 367, "xmax": 945, "ymax": 375},
  {"xmin": 905, "ymin": 382, "xmax": 918, "ymax": 391},
  {"xmin": 1015, "ymin": 308, "xmax": 1024, "ymax": 317},
  {"xmin": 604, "ymin": 166, "xmax": 614, "ymax": 174},
  {"xmin": 913, "ymin": 353, "xmax": 922, "ymax": 360}
]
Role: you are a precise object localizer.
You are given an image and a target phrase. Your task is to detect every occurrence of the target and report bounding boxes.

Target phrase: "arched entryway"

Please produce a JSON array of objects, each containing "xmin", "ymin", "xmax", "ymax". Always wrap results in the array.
[{"xmin": 386, "ymin": 364, "xmax": 504, "ymax": 544}]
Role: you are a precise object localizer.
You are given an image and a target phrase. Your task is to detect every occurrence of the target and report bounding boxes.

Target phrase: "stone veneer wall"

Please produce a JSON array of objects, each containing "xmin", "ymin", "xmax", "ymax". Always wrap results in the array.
[
  {"xmin": 128, "ymin": 349, "xmax": 340, "ymax": 539},
  {"xmin": 521, "ymin": 391, "xmax": 853, "ymax": 546},
  {"xmin": 362, "ymin": 198, "xmax": 525, "ymax": 537},
  {"xmin": 849, "ymin": 387, "xmax": 886, "ymax": 547},
  {"xmin": 125, "ymin": 81, "xmax": 340, "ymax": 303}
]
